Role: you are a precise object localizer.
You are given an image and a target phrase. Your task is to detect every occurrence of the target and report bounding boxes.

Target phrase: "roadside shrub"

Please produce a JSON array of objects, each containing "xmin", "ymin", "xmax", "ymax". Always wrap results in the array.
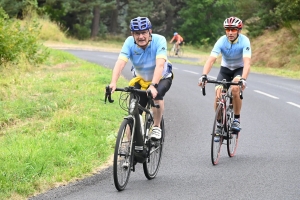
[{"xmin": 0, "ymin": 7, "xmax": 49, "ymax": 67}]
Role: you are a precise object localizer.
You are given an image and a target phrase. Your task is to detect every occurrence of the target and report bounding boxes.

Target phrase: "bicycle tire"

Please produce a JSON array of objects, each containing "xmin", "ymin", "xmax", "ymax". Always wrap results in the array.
[
  {"xmin": 143, "ymin": 115, "xmax": 165, "ymax": 179},
  {"xmin": 178, "ymin": 48, "xmax": 184, "ymax": 57},
  {"xmin": 225, "ymin": 96, "xmax": 239, "ymax": 157},
  {"xmin": 211, "ymin": 104, "xmax": 224, "ymax": 165},
  {"xmin": 169, "ymin": 47, "xmax": 175, "ymax": 57},
  {"xmin": 113, "ymin": 118, "xmax": 134, "ymax": 191},
  {"xmin": 227, "ymin": 118, "xmax": 239, "ymax": 157}
]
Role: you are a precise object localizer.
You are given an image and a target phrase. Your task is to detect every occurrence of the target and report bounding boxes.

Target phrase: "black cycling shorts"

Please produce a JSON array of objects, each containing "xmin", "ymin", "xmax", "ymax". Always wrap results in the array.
[
  {"xmin": 133, "ymin": 77, "xmax": 172, "ymax": 114},
  {"xmin": 216, "ymin": 66, "xmax": 243, "ymax": 88}
]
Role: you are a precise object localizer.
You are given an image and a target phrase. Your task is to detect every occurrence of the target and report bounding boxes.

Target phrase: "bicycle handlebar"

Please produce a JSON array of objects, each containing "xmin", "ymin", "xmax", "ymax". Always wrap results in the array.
[
  {"xmin": 201, "ymin": 79, "xmax": 243, "ymax": 99},
  {"xmin": 105, "ymin": 85, "xmax": 159, "ymax": 108}
]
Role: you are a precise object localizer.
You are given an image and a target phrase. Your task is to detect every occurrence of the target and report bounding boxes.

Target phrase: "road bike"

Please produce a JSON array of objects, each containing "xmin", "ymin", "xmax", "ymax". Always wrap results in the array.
[
  {"xmin": 105, "ymin": 86, "xmax": 165, "ymax": 191},
  {"xmin": 169, "ymin": 42, "xmax": 184, "ymax": 57},
  {"xmin": 201, "ymin": 79, "xmax": 243, "ymax": 165}
]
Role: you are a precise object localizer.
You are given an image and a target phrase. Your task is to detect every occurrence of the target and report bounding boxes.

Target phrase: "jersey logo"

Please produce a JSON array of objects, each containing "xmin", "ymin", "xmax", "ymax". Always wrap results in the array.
[
  {"xmin": 246, "ymin": 47, "xmax": 250, "ymax": 51},
  {"xmin": 133, "ymin": 50, "xmax": 142, "ymax": 55}
]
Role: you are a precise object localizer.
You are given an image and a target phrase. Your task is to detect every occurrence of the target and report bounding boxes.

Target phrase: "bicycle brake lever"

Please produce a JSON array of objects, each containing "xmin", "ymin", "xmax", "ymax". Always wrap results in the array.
[
  {"xmin": 105, "ymin": 85, "xmax": 114, "ymax": 103},
  {"xmin": 146, "ymin": 89, "xmax": 160, "ymax": 108},
  {"xmin": 239, "ymin": 85, "xmax": 243, "ymax": 100},
  {"xmin": 202, "ymin": 85, "xmax": 206, "ymax": 96}
]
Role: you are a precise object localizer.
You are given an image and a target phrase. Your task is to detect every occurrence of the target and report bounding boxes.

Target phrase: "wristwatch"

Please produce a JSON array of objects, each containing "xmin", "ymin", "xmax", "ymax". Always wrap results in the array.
[{"xmin": 150, "ymin": 83, "xmax": 158, "ymax": 88}]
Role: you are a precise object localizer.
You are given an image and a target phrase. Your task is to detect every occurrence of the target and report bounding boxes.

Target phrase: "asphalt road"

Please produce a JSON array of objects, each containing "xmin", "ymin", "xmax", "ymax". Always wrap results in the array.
[{"xmin": 30, "ymin": 50, "xmax": 300, "ymax": 200}]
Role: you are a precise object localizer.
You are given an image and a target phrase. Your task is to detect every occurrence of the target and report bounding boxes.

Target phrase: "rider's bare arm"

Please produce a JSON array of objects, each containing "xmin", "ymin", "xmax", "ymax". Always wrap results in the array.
[
  {"xmin": 203, "ymin": 56, "xmax": 217, "ymax": 75},
  {"xmin": 242, "ymin": 57, "xmax": 251, "ymax": 80},
  {"xmin": 152, "ymin": 58, "xmax": 165, "ymax": 85},
  {"xmin": 110, "ymin": 59, "xmax": 127, "ymax": 92}
]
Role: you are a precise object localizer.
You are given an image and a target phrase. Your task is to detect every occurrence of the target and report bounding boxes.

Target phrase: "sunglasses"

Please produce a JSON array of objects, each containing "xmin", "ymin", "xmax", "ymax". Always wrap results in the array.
[{"xmin": 225, "ymin": 28, "xmax": 239, "ymax": 33}]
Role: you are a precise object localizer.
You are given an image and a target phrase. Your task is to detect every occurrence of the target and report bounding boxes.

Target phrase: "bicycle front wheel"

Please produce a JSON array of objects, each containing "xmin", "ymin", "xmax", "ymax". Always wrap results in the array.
[
  {"xmin": 169, "ymin": 47, "xmax": 175, "ymax": 57},
  {"xmin": 113, "ymin": 118, "xmax": 134, "ymax": 191},
  {"xmin": 143, "ymin": 115, "xmax": 165, "ymax": 179},
  {"xmin": 227, "ymin": 129, "xmax": 239, "ymax": 157},
  {"xmin": 211, "ymin": 104, "xmax": 224, "ymax": 165},
  {"xmin": 178, "ymin": 48, "xmax": 184, "ymax": 57}
]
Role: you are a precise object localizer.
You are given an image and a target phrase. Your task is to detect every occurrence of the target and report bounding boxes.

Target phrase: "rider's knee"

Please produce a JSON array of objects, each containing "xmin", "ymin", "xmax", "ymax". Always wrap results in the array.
[{"xmin": 231, "ymin": 85, "xmax": 239, "ymax": 94}]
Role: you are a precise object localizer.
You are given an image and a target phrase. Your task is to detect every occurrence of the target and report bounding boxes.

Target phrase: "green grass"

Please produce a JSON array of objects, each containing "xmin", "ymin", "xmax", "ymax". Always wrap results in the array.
[
  {"xmin": 0, "ymin": 49, "xmax": 128, "ymax": 199},
  {"xmin": 1, "ymin": 17, "xmax": 300, "ymax": 200}
]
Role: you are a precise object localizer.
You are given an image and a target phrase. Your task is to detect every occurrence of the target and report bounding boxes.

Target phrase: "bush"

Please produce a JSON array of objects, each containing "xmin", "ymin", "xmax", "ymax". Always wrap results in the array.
[{"xmin": 0, "ymin": 7, "xmax": 49, "ymax": 66}]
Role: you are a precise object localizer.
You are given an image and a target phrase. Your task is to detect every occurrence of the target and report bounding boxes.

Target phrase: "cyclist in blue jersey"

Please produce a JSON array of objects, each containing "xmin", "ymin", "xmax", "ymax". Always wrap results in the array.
[
  {"xmin": 198, "ymin": 16, "xmax": 251, "ymax": 137},
  {"xmin": 109, "ymin": 16, "xmax": 173, "ymax": 141}
]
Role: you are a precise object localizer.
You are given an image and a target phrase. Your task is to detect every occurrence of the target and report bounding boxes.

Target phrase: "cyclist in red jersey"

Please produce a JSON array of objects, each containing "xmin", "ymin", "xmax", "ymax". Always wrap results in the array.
[{"xmin": 169, "ymin": 32, "xmax": 184, "ymax": 55}]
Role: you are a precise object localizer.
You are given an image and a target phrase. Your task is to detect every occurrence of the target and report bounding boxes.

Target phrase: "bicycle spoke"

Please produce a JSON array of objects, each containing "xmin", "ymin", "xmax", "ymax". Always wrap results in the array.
[
  {"xmin": 211, "ymin": 105, "xmax": 224, "ymax": 165},
  {"xmin": 113, "ymin": 119, "xmax": 133, "ymax": 191},
  {"xmin": 143, "ymin": 116, "xmax": 164, "ymax": 179},
  {"xmin": 227, "ymin": 131, "xmax": 239, "ymax": 157}
]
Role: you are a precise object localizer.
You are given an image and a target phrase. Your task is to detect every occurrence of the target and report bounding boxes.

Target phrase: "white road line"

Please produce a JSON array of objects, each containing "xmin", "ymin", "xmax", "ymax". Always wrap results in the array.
[
  {"xmin": 183, "ymin": 70, "xmax": 199, "ymax": 74},
  {"xmin": 253, "ymin": 90, "xmax": 279, "ymax": 99},
  {"xmin": 287, "ymin": 102, "xmax": 300, "ymax": 108}
]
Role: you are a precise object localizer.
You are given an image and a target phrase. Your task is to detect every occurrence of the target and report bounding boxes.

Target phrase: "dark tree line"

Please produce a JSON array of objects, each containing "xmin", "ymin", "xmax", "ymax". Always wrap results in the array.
[{"xmin": 1, "ymin": 0, "xmax": 300, "ymax": 45}]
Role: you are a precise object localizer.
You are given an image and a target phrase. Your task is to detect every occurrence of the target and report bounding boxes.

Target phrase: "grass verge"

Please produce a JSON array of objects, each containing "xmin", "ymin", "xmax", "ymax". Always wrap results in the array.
[{"xmin": 0, "ymin": 49, "xmax": 128, "ymax": 199}]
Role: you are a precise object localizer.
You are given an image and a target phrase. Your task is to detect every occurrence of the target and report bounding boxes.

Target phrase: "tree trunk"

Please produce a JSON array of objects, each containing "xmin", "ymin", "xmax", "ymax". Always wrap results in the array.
[
  {"xmin": 91, "ymin": 5, "xmax": 100, "ymax": 38},
  {"xmin": 109, "ymin": 0, "xmax": 119, "ymax": 35},
  {"xmin": 166, "ymin": 0, "xmax": 176, "ymax": 37}
]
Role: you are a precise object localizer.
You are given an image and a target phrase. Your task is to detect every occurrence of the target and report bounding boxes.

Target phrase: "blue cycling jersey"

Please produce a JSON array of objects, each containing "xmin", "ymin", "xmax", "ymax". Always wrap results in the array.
[
  {"xmin": 118, "ymin": 34, "xmax": 172, "ymax": 81},
  {"xmin": 211, "ymin": 34, "xmax": 251, "ymax": 70}
]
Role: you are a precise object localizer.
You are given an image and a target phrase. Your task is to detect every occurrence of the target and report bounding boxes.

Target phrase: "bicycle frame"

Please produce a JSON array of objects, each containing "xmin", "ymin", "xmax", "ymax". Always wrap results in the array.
[
  {"xmin": 106, "ymin": 85, "xmax": 164, "ymax": 191},
  {"xmin": 203, "ymin": 79, "xmax": 242, "ymax": 134},
  {"xmin": 201, "ymin": 79, "xmax": 243, "ymax": 164},
  {"xmin": 105, "ymin": 86, "xmax": 159, "ymax": 163}
]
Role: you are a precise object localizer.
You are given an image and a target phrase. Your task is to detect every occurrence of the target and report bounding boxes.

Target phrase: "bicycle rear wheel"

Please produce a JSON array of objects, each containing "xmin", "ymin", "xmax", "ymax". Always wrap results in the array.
[
  {"xmin": 113, "ymin": 118, "xmax": 134, "ymax": 191},
  {"xmin": 211, "ymin": 104, "xmax": 224, "ymax": 165},
  {"xmin": 143, "ymin": 115, "xmax": 165, "ymax": 179}
]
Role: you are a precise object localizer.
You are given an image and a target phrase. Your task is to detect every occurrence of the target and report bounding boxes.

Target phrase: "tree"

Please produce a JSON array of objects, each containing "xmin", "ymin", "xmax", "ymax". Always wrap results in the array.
[{"xmin": 179, "ymin": 0, "xmax": 237, "ymax": 45}]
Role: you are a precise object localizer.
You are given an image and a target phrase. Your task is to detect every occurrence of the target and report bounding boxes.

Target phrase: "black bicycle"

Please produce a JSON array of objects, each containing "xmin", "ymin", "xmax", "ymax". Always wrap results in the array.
[
  {"xmin": 201, "ymin": 79, "xmax": 243, "ymax": 165},
  {"xmin": 105, "ymin": 86, "xmax": 165, "ymax": 191}
]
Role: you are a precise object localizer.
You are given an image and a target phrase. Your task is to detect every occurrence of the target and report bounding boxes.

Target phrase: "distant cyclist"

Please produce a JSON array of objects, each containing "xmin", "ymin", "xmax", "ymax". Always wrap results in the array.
[
  {"xmin": 109, "ymin": 16, "xmax": 173, "ymax": 141},
  {"xmin": 198, "ymin": 16, "xmax": 251, "ymax": 134},
  {"xmin": 169, "ymin": 32, "xmax": 184, "ymax": 55}
]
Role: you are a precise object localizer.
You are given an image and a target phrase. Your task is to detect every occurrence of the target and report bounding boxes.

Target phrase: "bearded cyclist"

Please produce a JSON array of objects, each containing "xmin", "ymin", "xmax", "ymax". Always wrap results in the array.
[
  {"xmin": 198, "ymin": 16, "xmax": 251, "ymax": 139},
  {"xmin": 109, "ymin": 16, "xmax": 173, "ymax": 141},
  {"xmin": 169, "ymin": 32, "xmax": 184, "ymax": 55}
]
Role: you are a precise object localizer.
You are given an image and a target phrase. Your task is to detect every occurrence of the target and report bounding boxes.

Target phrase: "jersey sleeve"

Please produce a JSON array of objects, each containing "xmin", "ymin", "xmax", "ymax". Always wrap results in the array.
[
  {"xmin": 210, "ymin": 37, "xmax": 224, "ymax": 58},
  {"xmin": 118, "ymin": 36, "xmax": 133, "ymax": 62},
  {"xmin": 156, "ymin": 36, "xmax": 168, "ymax": 60},
  {"xmin": 243, "ymin": 37, "xmax": 251, "ymax": 58}
]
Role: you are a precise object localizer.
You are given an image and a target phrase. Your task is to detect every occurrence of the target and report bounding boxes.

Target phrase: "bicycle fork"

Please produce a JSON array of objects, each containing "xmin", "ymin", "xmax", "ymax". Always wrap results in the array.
[{"xmin": 133, "ymin": 112, "xmax": 148, "ymax": 164}]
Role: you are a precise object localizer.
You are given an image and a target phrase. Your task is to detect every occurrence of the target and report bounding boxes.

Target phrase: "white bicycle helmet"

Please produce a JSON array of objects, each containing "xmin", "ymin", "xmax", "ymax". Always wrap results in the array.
[{"xmin": 223, "ymin": 17, "xmax": 243, "ymax": 29}]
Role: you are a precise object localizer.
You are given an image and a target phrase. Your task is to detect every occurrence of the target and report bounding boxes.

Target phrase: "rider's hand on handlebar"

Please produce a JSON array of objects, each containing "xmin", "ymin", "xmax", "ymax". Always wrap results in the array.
[
  {"xmin": 239, "ymin": 78, "xmax": 247, "ymax": 90},
  {"xmin": 148, "ymin": 85, "xmax": 158, "ymax": 99},
  {"xmin": 198, "ymin": 74, "xmax": 207, "ymax": 86},
  {"xmin": 109, "ymin": 83, "xmax": 117, "ymax": 93}
]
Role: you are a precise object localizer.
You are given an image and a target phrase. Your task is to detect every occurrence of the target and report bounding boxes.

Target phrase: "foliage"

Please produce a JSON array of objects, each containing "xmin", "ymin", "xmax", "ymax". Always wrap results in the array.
[
  {"xmin": 179, "ymin": 0, "xmax": 237, "ymax": 45},
  {"xmin": 0, "ymin": 0, "xmax": 25, "ymax": 17},
  {"xmin": 0, "ymin": 7, "xmax": 48, "ymax": 66},
  {"xmin": 41, "ymin": 0, "xmax": 115, "ymax": 39},
  {"xmin": 1, "ymin": 0, "xmax": 300, "ymax": 43},
  {"xmin": 274, "ymin": 0, "xmax": 300, "ymax": 22}
]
